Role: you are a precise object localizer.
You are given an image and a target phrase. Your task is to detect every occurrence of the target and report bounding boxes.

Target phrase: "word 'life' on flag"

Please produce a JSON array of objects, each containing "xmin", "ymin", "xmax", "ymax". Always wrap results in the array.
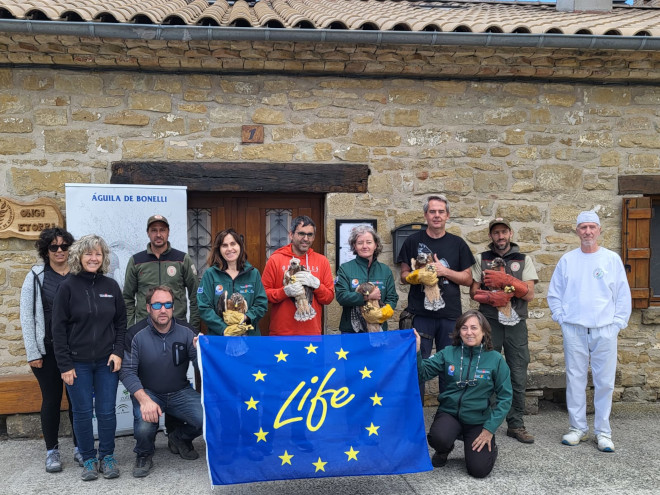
[{"xmin": 198, "ymin": 330, "xmax": 432, "ymax": 486}]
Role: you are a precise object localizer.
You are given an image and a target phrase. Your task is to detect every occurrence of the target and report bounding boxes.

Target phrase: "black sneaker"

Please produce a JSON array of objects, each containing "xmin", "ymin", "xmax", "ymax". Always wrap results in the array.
[
  {"xmin": 132, "ymin": 455, "xmax": 153, "ymax": 478},
  {"xmin": 168, "ymin": 430, "xmax": 199, "ymax": 460},
  {"xmin": 431, "ymin": 451, "xmax": 448, "ymax": 467}
]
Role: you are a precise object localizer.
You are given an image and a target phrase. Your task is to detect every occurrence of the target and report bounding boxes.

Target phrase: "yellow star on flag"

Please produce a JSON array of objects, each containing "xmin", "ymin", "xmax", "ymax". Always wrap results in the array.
[
  {"xmin": 359, "ymin": 366, "xmax": 372, "ymax": 379},
  {"xmin": 370, "ymin": 393, "xmax": 383, "ymax": 406},
  {"xmin": 345, "ymin": 446, "xmax": 359, "ymax": 461},
  {"xmin": 275, "ymin": 350, "xmax": 289, "ymax": 362},
  {"xmin": 254, "ymin": 428, "xmax": 269, "ymax": 442},
  {"xmin": 279, "ymin": 450, "xmax": 294, "ymax": 466},
  {"xmin": 245, "ymin": 397, "xmax": 258, "ymax": 410},
  {"xmin": 305, "ymin": 343, "xmax": 318, "ymax": 354},
  {"xmin": 335, "ymin": 348, "xmax": 349, "ymax": 360},
  {"xmin": 365, "ymin": 423, "xmax": 380, "ymax": 436},
  {"xmin": 312, "ymin": 457, "xmax": 327, "ymax": 472},
  {"xmin": 253, "ymin": 370, "xmax": 267, "ymax": 382}
]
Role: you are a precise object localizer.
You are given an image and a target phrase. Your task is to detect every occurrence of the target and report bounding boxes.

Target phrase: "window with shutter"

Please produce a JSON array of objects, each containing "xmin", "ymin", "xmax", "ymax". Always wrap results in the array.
[{"xmin": 621, "ymin": 197, "xmax": 652, "ymax": 308}]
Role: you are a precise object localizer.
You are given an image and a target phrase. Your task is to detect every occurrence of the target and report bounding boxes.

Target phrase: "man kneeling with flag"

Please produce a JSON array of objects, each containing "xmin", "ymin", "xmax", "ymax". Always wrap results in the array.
[{"xmin": 120, "ymin": 285, "xmax": 202, "ymax": 478}]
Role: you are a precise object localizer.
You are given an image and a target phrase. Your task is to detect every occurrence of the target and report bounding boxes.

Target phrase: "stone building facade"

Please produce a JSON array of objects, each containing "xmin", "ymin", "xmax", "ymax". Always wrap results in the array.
[{"xmin": 0, "ymin": 36, "xmax": 659, "ymax": 408}]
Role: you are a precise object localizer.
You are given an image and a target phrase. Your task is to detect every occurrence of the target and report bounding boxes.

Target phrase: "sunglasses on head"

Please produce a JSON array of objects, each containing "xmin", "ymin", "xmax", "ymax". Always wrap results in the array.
[
  {"xmin": 150, "ymin": 301, "xmax": 173, "ymax": 310},
  {"xmin": 48, "ymin": 244, "xmax": 70, "ymax": 252}
]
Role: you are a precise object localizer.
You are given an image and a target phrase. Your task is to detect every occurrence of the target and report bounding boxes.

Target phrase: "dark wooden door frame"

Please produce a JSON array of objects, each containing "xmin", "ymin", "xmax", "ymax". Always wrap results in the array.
[{"xmin": 111, "ymin": 161, "xmax": 369, "ymax": 193}]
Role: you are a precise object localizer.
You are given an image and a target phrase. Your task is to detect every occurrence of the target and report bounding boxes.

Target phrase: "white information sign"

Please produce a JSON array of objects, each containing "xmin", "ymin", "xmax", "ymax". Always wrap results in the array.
[{"xmin": 65, "ymin": 183, "xmax": 189, "ymax": 435}]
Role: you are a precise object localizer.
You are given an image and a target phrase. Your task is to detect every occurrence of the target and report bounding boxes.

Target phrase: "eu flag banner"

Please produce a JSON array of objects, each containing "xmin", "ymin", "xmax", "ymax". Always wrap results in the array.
[{"xmin": 198, "ymin": 330, "xmax": 432, "ymax": 486}]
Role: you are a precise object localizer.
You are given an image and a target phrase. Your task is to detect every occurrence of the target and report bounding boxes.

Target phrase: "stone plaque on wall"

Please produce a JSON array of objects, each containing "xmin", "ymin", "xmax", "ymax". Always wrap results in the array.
[{"xmin": 0, "ymin": 197, "xmax": 63, "ymax": 239}]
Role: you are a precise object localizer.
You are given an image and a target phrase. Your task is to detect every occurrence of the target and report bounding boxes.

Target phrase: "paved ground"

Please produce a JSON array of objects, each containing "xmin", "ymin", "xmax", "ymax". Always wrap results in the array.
[{"xmin": 2, "ymin": 402, "xmax": 659, "ymax": 495}]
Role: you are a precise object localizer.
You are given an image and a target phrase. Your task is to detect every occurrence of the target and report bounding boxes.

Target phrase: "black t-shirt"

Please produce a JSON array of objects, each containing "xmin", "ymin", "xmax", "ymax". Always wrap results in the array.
[{"xmin": 397, "ymin": 230, "xmax": 475, "ymax": 319}]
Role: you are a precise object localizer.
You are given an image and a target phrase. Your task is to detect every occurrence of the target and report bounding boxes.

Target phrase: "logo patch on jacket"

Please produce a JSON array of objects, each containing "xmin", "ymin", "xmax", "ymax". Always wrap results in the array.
[
  {"xmin": 447, "ymin": 364, "xmax": 455, "ymax": 376},
  {"xmin": 197, "ymin": 287, "xmax": 204, "ymax": 294},
  {"xmin": 238, "ymin": 284, "xmax": 254, "ymax": 294},
  {"xmin": 167, "ymin": 266, "xmax": 177, "ymax": 277},
  {"xmin": 215, "ymin": 285, "xmax": 224, "ymax": 295},
  {"xmin": 351, "ymin": 278, "xmax": 359, "ymax": 289},
  {"xmin": 99, "ymin": 293, "xmax": 113, "ymax": 298},
  {"xmin": 475, "ymin": 369, "xmax": 491, "ymax": 380}
]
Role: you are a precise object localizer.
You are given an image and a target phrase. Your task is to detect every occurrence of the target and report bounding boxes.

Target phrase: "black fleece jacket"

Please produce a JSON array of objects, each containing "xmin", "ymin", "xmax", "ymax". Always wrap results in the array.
[{"xmin": 52, "ymin": 270, "xmax": 126, "ymax": 373}]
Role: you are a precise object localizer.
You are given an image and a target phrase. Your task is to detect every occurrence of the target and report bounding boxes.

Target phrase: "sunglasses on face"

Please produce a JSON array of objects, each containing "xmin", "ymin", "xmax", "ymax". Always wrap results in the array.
[
  {"xmin": 150, "ymin": 301, "xmax": 173, "ymax": 310},
  {"xmin": 48, "ymin": 244, "xmax": 70, "ymax": 252}
]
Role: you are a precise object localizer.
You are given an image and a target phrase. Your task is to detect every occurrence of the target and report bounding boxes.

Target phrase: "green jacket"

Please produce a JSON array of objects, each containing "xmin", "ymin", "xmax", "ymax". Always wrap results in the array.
[
  {"xmin": 197, "ymin": 262, "xmax": 268, "ymax": 336},
  {"xmin": 335, "ymin": 255, "xmax": 398, "ymax": 332},
  {"xmin": 123, "ymin": 242, "xmax": 200, "ymax": 329},
  {"xmin": 418, "ymin": 344, "xmax": 512, "ymax": 434}
]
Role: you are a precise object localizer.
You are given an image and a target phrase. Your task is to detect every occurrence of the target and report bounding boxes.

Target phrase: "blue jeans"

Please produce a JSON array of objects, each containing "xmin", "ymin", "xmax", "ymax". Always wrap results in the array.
[
  {"xmin": 414, "ymin": 316, "xmax": 455, "ymax": 400},
  {"xmin": 65, "ymin": 357, "xmax": 119, "ymax": 461},
  {"xmin": 132, "ymin": 386, "xmax": 203, "ymax": 456}
]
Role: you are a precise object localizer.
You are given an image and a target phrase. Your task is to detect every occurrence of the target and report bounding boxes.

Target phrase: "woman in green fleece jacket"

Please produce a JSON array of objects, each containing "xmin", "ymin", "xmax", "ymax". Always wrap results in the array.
[
  {"xmin": 417, "ymin": 309, "xmax": 512, "ymax": 478},
  {"xmin": 335, "ymin": 224, "xmax": 398, "ymax": 333},
  {"xmin": 197, "ymin": 228, "xmax": 267, "ymax": 336}
]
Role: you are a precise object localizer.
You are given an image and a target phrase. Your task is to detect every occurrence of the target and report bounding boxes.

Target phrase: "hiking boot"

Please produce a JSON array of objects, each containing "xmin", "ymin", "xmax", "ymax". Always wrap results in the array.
[
  {"xmin": 80, "ymin": 458, "xmax": 99, "ymax": 481},
  {"xmin": 132, "ymin": 455, "xmax": 153, "ymax": 478},
  {"xmin": 168, "ymin": 430, "xmax": 199, "ymax": 460},
  {"xmin": 73, "ymin": 449, "xmax": 83, "ymax": 467},
  {"xmin": 507, "ymin": 427, "xmax": 535, "ymax": 444},
  {"xmin": 99, "ymin": 455, "xmax": 120, "ymax": 479},
  {"xmin": 595, "ymin": 433, "xmax": 615, "ymax": 453},
  {"xmin": 561, "ymin": 428, "xmax": 589, "ymax": 446},
  {"xmin": 45, "ymin": 449, "xmax": 62, "ymax": 473},
  {"xmin": 431, "ymin": 451, "xmax": 448, "ymax": 468}
]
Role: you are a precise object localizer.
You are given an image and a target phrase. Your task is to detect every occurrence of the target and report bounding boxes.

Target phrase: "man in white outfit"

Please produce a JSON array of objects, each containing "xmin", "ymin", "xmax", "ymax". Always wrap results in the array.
[{"xmin": 547, "ymin": 211, "xmax": 631, "ymax": 453}]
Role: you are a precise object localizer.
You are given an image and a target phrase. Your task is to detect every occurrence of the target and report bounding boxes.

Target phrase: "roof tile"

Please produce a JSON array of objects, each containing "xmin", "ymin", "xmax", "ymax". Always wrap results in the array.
[{"xmin": 0, "ymin": 0, "xmax": 658, "ymax": 37}]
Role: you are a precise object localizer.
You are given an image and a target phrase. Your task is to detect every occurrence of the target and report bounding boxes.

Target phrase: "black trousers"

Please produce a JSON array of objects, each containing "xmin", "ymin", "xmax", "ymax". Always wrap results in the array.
[
  {"xmin": 31, "ymin": 348, "xmax": 77, "ymax": 450},
  {"xmin": 427, "ymin": 411, "xmax": 498, "ymax": 478}
]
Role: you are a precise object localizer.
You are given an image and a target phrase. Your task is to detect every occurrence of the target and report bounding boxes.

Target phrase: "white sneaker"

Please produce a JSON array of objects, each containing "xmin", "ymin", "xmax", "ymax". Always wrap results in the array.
[
  {"xmin": 595, "ymin": 433, "xmax": 615, "ymax": 453},
  {"xmin": 561, "ymin": 428, "xmax": 589, "ymax": 446}
]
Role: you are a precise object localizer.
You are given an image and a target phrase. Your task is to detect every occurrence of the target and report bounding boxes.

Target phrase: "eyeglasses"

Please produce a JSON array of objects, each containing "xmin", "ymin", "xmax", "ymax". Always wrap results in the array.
[
  {"xmin": 48, "ymin": 244, "xmax": 70, "ymax": 252},
  {"xmin": 295, "ymin": 232, "xmax": 315, "ymax": 238},
  {"xmin": 456, "ymin": 343, "xmax": 483, "ymax": 389},
  {"xmin": 150, "ymin": 301, "xmax": 173, "ymax": 310}
]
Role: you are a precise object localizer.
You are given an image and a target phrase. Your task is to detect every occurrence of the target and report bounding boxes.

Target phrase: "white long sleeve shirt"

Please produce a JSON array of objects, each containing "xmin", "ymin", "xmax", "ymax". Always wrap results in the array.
[{"xmin": 547, "ymin": 247, "xmax": 632, "ymax": 330}]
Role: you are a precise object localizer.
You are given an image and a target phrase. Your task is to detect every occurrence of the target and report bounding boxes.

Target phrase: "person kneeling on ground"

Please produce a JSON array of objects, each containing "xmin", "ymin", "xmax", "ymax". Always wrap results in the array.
[
  {"xmin": 416, "ymin": 309, "xmax": 512, "ymax": 478},
  {"xmin": 119, "ymin": 285, "xmax": 203, "ymax": 478}
]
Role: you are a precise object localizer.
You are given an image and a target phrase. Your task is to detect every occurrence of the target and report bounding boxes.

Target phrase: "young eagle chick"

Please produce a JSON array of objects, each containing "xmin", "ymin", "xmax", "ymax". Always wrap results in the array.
[
  {"xmin": 356, "ymin": 281, "xmax": 382, "ymax": 333},
  {"xmin": 487, "ymin": 257, "xmax": 521, "ymax": 325},
  {"xmin": 217, "ymin": 292, "xmax": 253, "ymax": 336},
  {"xmin": 283, "ymin": 258, "xmax": 316, "ymax": 322},
  {"xmin": 411, "ymin": 252, "xmax": 445, "ymax": 311}
]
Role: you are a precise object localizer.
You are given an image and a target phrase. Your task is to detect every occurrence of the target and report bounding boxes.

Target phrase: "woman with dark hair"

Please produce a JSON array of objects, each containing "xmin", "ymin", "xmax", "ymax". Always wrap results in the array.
[
  {"xmin": 197, "ymin": 228, "xmax": 268, "ymax": 335},
  {"xmin": 52, "ymin": 234, "xmax": 126, "ymax": 481},
  {"xmin": 335, "ymin": 224, "xmax": 398, "ymax": 333},
  {"xmin": 20, "ymin": 227, "xmax": 81, "ymax": 473},
  {"xmin": 416, "ymin": 309, "xmax": 512, "ymax": 478}
]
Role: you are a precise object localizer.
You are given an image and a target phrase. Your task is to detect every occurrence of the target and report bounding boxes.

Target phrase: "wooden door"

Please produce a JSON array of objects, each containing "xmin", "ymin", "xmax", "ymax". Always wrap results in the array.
[{"xmin": 188, "ymin": 192, "xmax": 325, "ymax": 333}]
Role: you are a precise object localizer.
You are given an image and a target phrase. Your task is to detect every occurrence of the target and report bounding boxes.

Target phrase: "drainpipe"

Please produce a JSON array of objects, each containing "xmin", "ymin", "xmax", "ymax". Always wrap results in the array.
[{"xmin": 0, "ymin": 19, "xmax": 658, "ymax": 51}]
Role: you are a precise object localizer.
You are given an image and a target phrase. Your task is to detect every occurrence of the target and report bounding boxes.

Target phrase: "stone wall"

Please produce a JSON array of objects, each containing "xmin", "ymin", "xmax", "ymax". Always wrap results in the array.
[
  {"xmin": 0, "ymin": 60, "xmax": 658, "ymax": 402},
  {"xmin": 0, "ymin": 35, "xmax": 659, "ymax": 83}
]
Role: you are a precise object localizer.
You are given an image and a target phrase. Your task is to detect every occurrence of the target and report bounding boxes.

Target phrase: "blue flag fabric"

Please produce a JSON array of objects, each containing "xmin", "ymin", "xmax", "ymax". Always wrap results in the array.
[{"xmin": 198, "ymin": 330, "xmax": 432, "ymax": 485}]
